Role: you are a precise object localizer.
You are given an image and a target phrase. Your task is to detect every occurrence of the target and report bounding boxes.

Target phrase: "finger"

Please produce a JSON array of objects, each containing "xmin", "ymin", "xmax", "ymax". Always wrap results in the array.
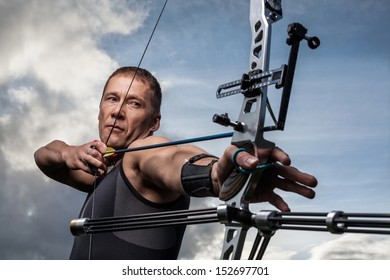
[
  {"xmin": 270, "ymin": 147, "xmax": 291, "ymax": 166},
  {"xmin": 79, "ymin": 156, "xmax": 96, "ymax": 175},
  {"xmin": 83, "ymin": 144, "xmax": 107, "ymax": 175},
  {"xmin": 233, "ymin": 148, "xmax": 259, "ymax": 170},
  {"xmin": 266, "ymin": 192, "xmax": 291, "ymax": 212},
  {"xmin": 215, "ymin": 145, "xmax": 236, "ymax": 181},
  {"xmin": 215, "ymin": 145, "xmax": 258, "ymax": 185},
  {"xmin": 86, "ymin": 141, "xmax": 106, "ymax": 158},
  {"xmin": 90, "ymin": 140, "xmax": 107, "ymax": 154},
  {"xmin": 79, "ymin": 155, "xmax": 98, "ymax": 174},
  {"xmin": 274, "ymin": 176, "xmax": 316, "ymax": 199},
  {"xmin": 88, "ymin": 156, "xmax": 106, "ymax": 174},
  {"xmin": 274, "ymin": 162, "xmax": 318, "ymax": 188}
]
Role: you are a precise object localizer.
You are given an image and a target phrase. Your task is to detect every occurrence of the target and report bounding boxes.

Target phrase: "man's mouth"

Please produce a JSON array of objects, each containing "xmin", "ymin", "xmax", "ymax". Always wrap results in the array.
[{"xmin": 106, "ymin": 124, "xmax": 124, "ymax": 133}]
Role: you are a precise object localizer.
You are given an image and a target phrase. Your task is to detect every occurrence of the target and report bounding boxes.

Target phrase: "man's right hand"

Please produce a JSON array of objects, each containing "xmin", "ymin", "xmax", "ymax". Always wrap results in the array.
[
  {"xmin": 65, "ymin": 140, "xmax": 107, "ymax": 176},
  {"xmin": 34, "ymin": 139, "xmax": 108, "ymax": 192}
]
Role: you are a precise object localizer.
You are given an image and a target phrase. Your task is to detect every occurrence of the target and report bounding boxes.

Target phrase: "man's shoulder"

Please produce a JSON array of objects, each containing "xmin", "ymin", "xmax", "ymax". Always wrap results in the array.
[
  {"xmin": 123, "ymin": 135, "xmax": 173, "ymax": 165},
  {"xmin": 130, "ymin": 135, "xmax": 171, "ymax": 148}
]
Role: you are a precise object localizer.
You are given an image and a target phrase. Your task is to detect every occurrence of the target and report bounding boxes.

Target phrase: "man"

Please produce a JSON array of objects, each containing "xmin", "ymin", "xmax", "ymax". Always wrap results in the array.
[{"xmin": 34, "ymin": 66, "xmax": 317, "ymax": 259}]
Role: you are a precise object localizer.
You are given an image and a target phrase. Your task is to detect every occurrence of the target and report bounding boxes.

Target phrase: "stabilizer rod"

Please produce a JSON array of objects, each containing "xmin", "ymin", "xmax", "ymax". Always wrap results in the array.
[
  {"xmin": 71, "ymin": 207, "xmax": 390, "ymax": 236},
  {"xmin": 254, "ymin": 210, "xmax": 390, "ymax": 235}
]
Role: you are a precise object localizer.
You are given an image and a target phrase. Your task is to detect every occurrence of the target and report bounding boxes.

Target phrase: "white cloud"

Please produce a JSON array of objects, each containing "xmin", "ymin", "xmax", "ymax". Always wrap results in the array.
[
  {"xmin": 1, "ymin": 0, "xmax": 149, "ymax": 96},
  {"xmin": 263, "ymin": 245, "xmax": 296, "ymax": 260},
  {"xmin": 308, "ymin": 235, "xmax": 390, "ymax": 260},
  {"xmin": 0, "ymin": 0, "xmax": 150, "ymax": 171},
  {"xmin": 74, "ymin": 0, "xmax": 148, "ymax": 36},
  {"xmin": 0, "ymin": 0, "xmax": 150, "ymax": 259}
]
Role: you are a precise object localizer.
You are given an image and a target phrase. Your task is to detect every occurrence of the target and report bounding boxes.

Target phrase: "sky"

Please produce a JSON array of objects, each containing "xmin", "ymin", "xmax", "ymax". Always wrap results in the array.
[{"xmin": 0, "ymin": 0, "xmax": 389, "ymax": 261}]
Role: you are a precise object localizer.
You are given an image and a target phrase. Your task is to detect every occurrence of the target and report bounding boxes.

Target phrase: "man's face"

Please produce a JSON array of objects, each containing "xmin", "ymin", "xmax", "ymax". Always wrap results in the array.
[{"xmin": 98, "ymin": 75, "xmax": 160, "ymax": 149}]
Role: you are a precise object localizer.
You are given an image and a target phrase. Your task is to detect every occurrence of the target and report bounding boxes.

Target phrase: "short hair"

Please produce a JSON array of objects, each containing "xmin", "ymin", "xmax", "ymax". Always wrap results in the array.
[{"xmin": 102, "ymin": 66, "xmax": 162, "ymax": 117}]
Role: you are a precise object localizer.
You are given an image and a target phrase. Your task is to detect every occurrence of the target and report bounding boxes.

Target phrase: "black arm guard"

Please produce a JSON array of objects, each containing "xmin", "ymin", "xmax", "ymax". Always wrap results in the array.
[{"xmin": 181, "ymin": 154, "xmax": 219, "ymax": 197}]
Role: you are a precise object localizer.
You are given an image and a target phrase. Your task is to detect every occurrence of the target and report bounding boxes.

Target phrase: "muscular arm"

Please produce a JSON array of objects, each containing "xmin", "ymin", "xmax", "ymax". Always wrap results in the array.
[
  {"xmin": 34, "ymin": 140, "xmax": 107, "ymax": 192},
  {"xmin": 122, "ymin": 136, "xmax": 216, "ymax": 203},
  {"xmin": 123, "ymin": 136, "xmax": 317, "ymax": 211}
]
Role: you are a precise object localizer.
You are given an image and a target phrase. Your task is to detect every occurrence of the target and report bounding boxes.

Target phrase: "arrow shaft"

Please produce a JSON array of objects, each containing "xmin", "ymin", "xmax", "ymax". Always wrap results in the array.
[{"xmin": 104, "ymin": 132, "xmax": 233, "ymax": 156}]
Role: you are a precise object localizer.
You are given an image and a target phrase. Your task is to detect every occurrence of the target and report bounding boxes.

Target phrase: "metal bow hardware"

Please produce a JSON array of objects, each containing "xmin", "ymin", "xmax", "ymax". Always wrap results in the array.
[
  {"xmin": 213, "ymin": 0, "xmax": 321, "ymax": 259},
  {"xmin": 69, "ymin": 0, "xmax": 390, "ymax": 260}
]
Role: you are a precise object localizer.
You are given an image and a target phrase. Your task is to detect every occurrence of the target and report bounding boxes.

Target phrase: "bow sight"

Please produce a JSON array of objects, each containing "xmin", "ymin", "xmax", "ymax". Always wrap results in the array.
[{"xmin": 213, "ymin": 16, "xmax": 320, "ymax": 134}]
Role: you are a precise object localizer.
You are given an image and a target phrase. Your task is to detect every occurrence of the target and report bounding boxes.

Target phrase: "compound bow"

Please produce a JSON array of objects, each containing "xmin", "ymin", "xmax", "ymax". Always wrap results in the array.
[{"xmin": 70, "ymin": 0, "xmax": 390, "ymax": 260}]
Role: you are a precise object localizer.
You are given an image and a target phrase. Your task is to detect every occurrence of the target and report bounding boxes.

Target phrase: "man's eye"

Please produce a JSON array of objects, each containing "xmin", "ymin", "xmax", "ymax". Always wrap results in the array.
[
  {"xmin": 107, "ymin": 96, "xmax": 117, "ymax": 102},
  {"xmin": 128, "ymin": 101, "xmax": 141, "ymax": 108}
]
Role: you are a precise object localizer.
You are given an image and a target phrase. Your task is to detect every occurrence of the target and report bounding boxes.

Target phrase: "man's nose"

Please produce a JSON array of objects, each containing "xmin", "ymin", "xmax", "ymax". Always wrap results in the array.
[{"xmin": 111, "ymin": 104, "xmax": 125, "ymax": 119}]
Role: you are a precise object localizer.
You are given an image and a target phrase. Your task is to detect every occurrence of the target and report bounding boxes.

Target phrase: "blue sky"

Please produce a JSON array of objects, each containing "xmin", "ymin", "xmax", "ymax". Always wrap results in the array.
[{"xmin": 0, "ymin": 0, "xmax": 389, "ymax": 260}]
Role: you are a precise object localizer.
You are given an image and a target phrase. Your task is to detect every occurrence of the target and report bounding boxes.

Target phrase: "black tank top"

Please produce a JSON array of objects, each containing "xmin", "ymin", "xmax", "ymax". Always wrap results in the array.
[{"xmin": 69, "ymin": 161, "xmax": 190, "ymax": 260}]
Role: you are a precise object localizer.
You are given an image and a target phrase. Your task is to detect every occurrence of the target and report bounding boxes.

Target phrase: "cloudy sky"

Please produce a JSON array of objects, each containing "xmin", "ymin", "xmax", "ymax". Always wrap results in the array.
[{"xmin": 0, "ymin": 0, "xmax": 389, "ymax": 260}]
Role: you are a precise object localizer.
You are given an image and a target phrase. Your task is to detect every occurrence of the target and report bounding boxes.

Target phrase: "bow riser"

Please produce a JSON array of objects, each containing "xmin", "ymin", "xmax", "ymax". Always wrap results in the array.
[
  {"xmin": 232, "ymin": 0, "xmax": 282, "ymax": 147},
  {"xmin": 218, "ymin": 0, "xmax": 283, "ymax": 260}
]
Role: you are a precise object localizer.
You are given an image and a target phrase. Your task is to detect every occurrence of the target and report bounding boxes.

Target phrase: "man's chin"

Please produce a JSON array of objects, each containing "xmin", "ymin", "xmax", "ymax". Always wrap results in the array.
[{"xmin": 106, "ymin": 139, "xmax": 129, "ymax": 150}]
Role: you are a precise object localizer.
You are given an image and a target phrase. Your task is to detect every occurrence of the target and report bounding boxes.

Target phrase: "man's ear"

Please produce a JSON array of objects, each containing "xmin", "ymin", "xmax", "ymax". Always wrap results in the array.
[{"xmin": 150, "ymin": 115, "xmax": 161, "ymax": 132}]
